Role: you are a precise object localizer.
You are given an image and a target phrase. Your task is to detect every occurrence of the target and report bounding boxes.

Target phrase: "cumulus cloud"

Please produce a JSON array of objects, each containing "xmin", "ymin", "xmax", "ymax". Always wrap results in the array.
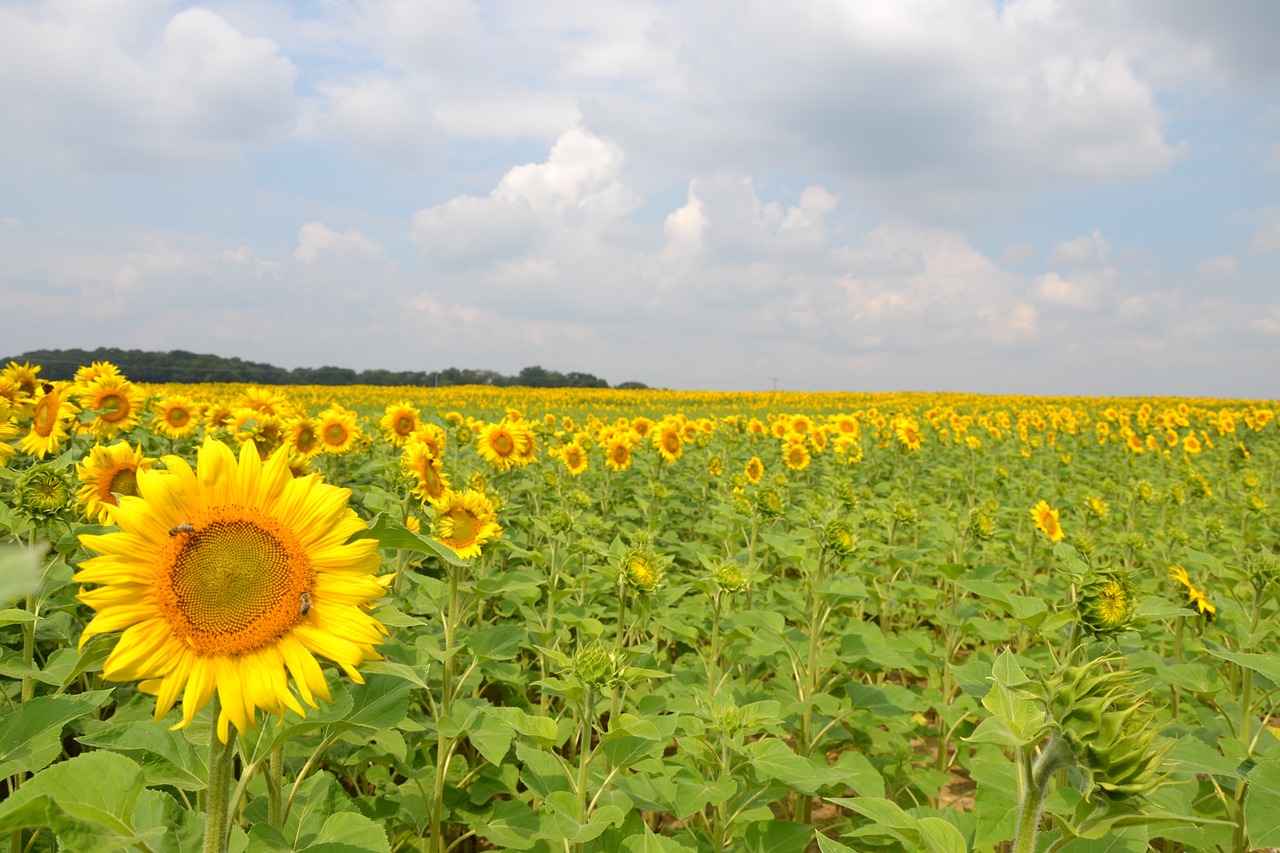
[
  {"xmin": 1252, "ymin": 213, "xmax": 1280, "ymax": 251},
  {"xmin": 1196, "ymin": 255, "xmax": 1239, "ymax": 279},
  {"xmin": 0, "ymin": 4, "xmax": 298, "ymax": 168},
  {"xmin": 1048, "ymin": 230, "xmax": 1111, "ymax": 268}
]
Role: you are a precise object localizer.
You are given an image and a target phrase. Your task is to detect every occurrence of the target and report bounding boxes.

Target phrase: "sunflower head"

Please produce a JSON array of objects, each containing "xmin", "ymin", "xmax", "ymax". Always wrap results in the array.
[
  {"xmin": 965, "ymin": 505, "xmax": 997, "ymax": 542},
  {"xmin": 620, "ymin": 545, "xmax": 667, "ymax": 594},
  {"xmin": 17, "ymin": 464, "xmax": 74, "ymax": 520},
  {"xmin": 1038, "ymin": 656, "xmax": 1173, "ymax": 802},
  {"xmin": 822, "ymin": 518, "xmax": 858, "ymax": 558},
  {"xmin": 431, "ymin": 489, "xmax": 502, "ymax": 560},
  {"xmin": 712, "ymin": 560, "xmax": 748, "ymax": 594},
  {"xmin": 1031, "ymin": 500, "xmax": 1065, "ymax": 542},
  {"xmin": 75, "ymin": 441, "xmax": 154, "ymax": 524},
  {"xmin": 75, "ymin": 438, "xmax": 389, "ymax": 742},
  {"xmin": 1077, "ymin": 569, "xmax": 1138, "ymax": 638},
  {"xmin": 571, "ymin": 640, "xmax": 626, "ymax": 689},
  {"xmin": 754, "ymin": 487, "xmax": 786, "ymax": 520}
]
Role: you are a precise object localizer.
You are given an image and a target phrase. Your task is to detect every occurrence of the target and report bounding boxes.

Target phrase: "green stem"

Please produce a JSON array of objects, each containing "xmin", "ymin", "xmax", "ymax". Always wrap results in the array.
[
  {"xmin": 266, "ymin": 744, "xmax": 285, "ymax": 829},
  {"xmin": 1013, "ymin": 737, "xmax": 1074, "ymax": 853},
  {"xmin": 204, "ymin": 699, "xmax": 237, "ymax": 853},
  {"xmin": 574, "ymin": 688, "xmax": 596, "ymax": 853},
  {"xmin": 20, "ymin": 592, "xmax": 36, "ymax": 704}
]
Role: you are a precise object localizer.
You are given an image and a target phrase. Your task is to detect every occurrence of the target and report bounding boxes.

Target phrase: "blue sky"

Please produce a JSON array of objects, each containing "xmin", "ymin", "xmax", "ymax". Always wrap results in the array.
[{"xmin": 2, "ymin": 0, "xmax": 1279, "ymax": 396}]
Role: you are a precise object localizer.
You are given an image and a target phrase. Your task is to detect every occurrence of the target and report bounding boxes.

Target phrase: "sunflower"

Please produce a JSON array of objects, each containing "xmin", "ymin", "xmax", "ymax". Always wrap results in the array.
[
  {"xmin": 1169, "ymin": 565, "xmax": 1216, "ymax": 620},
  {"xmin": 781, "ymin": 440, "xmax": 811, "ymax": 471},
  {"xmin": 203, "ymin": 400, "xmax": 236, "ymax": 434},
  {"xmin": 236, "ymin": 386, "xmax": 295, "ymax": 418},
  {"xmin": 230, "ymin": 409, "xmax": 287, "ymax": 459},
  {"xmin": 654, "ymin": 420, "xmax": 682, "ymax": 463},
  {"xmin": 73, "ymin": 360, "xmax": 122, "ymax": 391},
  {"xmin": 431, "ymin": 489, "xmax": 502, "ymax": 559},
  {"xmin": 20, "ymin": 382, "xmax": 79, "ymax": 458},
  {"xmin": 412, "ymin": 423, "xmax": 448, "ymax": 459},
  {"xmin": 603, "ymin": 434, "xmax": 634, "ymax": 472},
  {"xmin": 476, "ymin": 420, "xmax": 535, "ymax": 471},
  {"xmin": 380, "ymin": 402, "xmax": 421, "ymax": 448},
  {"xmin": 152, "ymin": 395, "xmax": 202, "ymax": 440},
  {"xmin": 75, "ymin": 438, "xmax": 389, "ymax": 742},
  {"xmin": 78, "ymin": 375, "xmax": 146, "ymax": 440},
  {"xmin": 2, "ymin": 361, "xmax": 41, "ymax": 400},
  {"xmin": 402, "ymin": 438, "xmax": 451, "ymax": 504},
  {"xmin": 316, "ymin": 407, "xmax": 362, "ymax": 456},
  {"xmin": 0, "ymin": 376, "xmax": 30, "ymax": 419},
  {"xmin": 76, "ymin": 441, "xmax": 155, "ymax": 524},
  {"xmin": 0, "ymin": 413, "xmax": 17, "ymax": 468},
  {"xmin": 558, "ymin": 442, "xmax": 589, "ymax": 477},
  {"xmin": 744, "ymin": 456, "xmax": 764, "ymax": 485},
  {"xmin": 285, "ymin": 416, "xmax": 324, "ymax": 459},
  {"xmin": 1031, "ymin": 500, "xmax": 1065, "ymax": 542},
  {"xmin": 894, "ymin": 417, "xmax": 923, "ymax": 451}
]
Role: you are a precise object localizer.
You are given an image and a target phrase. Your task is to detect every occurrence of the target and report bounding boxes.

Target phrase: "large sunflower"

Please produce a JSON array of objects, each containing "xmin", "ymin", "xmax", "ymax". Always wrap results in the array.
[
  {"xmin": 20, "ymin": 382, "xmax": 79, "ymax": 458},
  {"xmin": 317, "ymin": 407, "xmax": 361, "ymax": 456},
  {"xmin": 76, "ymin": 441, "xmax": 155, "ymax": 523},
  {"xmin": 653, "ymin": 420, "xmax": 682, "ymax": 463},
  {"xmin": 75, "ymin": 438, "xmax": 390, "ymax": 742}
]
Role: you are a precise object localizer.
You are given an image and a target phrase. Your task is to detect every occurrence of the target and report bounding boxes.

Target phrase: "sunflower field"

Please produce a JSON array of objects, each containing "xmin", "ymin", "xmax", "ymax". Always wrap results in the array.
[{"xmin": 2, "ymin": 358, "xmax": 1279, "ymax": 853}]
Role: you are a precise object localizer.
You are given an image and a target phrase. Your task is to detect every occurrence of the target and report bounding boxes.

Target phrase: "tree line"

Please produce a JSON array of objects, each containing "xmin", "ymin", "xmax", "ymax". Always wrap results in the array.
[{"xmin": 3, "ymin": 348, "xmax": 645, "ymax": 389}]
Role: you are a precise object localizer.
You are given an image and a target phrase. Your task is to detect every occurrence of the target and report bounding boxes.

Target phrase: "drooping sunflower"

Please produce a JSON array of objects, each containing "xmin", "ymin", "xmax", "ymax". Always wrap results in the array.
[
  {"xmin": 203, "ymin": 400, "xmax": 236, "ymax": 434},
  {"xmin": 380, "ymin": 402, "xmax": 421, "ymax": 448},
  {"xmin": 78, "ymin": 375, "xmax": 146, "ymax": 440},
  {"xmin": 402, "ymin": 438, "xmax": 451, "ymax": 504},
  {"xmin": 316, "ymin": 407, "xmax": 362, "ymax": 456},
  {"xmin": 75, "ymin": 438, "xmax": 390, "ymax": 742},
  {"xmin": 476, "ymin": 420, "xmax": 535, "ymax": 471},
  {"xmin": 76, "ymin": 441, "xmax": 155, "ymax": 524},
  {"xmin": 20, "ymin": 382, "xmax": 79, "ymax": 458},
  {"xmin": 1031, "ymin": 500, "xmax": 1065, "ymax": 542},
  {"xmin": 152, "ymin": 395, "xmax": 202, "ymax": 440},
  {"xmin": 412, "ymin": 423, "xmax": 447, "ymax": 459},
  {"xmin": 1169, "ymin": 565, "xmax": 1216, "ymax": 620},
  {"xmin": 431, "ymin": 489, "xmax": 502, "ymax": 559}
]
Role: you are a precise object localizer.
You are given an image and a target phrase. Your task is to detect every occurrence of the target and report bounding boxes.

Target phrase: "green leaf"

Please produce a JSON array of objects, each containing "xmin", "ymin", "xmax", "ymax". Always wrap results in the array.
[
  {"xmin": 1204, "ymin": 647, "xmax": 1280, "ymax": 686},
  {"xmin": 78, "ymin": 721, "xmax": 208, "ymax": 791},
  {"xmin": 516, "ymin": 742, "xmax": 573, "ymax": 799},
  {"xmin": 916, "ymin": 817, "xmax": 968, "ymax": 853},
  {"xmin": 814, "ymin": 834, "xmax": 858, "ymax": 852},
  {"xmin": 601, "ymin": 734, "xmax": 663, "ymax": 768},
  {"xmin": 0, "ymin": 751, "xmax": 157, "ymax": 853},
  {"xmin": 0, "ymin": 691, "xmax": 114, "ymax": 777},
  {"xmin": 672, "ymin": 773, "xmax": 736, "ymax": 820},
  {"xmin": 0, "ymin": 542, "xmax": 45, "ymax": 607},
  {"xmin": 485, "ymin": 706, "xmax": 560, "ymax": 746},
  {"xmin": 622, "ymin": 823, "xmax": 695, "ymax": 852},
  {"xmin": 1246, "ymin": 758, "xmax": 1280, "ymax": 848},
  {"xmin": 467, "ymin": 625, "xmax": 528, "ymax": 660},
  {"xmin": 468, "ymin": 711, "xmax": 514, "ymax": 766},
  {"xmin": 357, "ymin": 513, "xmax": 467, "ymax": 567},
  {"xmin": 472, "ymin": 798, "xmax": 543, "ymax": 850},
  {"xmin": 745, "ymin": 819, "xmax": 815, "ymax": 853}
]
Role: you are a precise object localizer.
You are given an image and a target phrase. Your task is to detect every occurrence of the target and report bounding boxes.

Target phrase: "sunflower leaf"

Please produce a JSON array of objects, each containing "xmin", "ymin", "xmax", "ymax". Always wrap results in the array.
[{"xmin": 356, "ymin": 512, "xmax": 468, "ymax": 567}]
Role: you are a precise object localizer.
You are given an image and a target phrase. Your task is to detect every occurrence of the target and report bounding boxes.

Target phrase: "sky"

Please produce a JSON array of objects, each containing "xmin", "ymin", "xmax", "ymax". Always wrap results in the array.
[{"xmin": 2, "ymin": 0, "xmax": 1279, "ymax": 397}]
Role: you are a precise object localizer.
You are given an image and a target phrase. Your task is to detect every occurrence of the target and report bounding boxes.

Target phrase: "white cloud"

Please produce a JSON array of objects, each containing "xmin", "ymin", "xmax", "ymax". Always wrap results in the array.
[
  {"xmin": 1252, "ymin": 214, "xmax": 1280, "ymax": 251},
  {"xmin": 1196, "ymin": 254, "xmax": 1238, "ymax": 279},
  {"xmin": 293, "ymin": 222, "xmax": 387, "ymax": 264},
  {"xmin": 0, "ymin": 4, "xmax": 297, "ymax": 168},
  {"xmin": 1048, "ymin": 230, "xmax": 1111, "ymax": 268}
]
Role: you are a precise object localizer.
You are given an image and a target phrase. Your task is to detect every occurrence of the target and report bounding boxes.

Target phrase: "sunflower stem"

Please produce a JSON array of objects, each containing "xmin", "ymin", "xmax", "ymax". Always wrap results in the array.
[
  {"xmin": 266, "ymin": 744, "xmax": 285, "ymax": 829},
  {"xmin": 204, "ymin": 699, "xmax": 237, "ymax": 853}
]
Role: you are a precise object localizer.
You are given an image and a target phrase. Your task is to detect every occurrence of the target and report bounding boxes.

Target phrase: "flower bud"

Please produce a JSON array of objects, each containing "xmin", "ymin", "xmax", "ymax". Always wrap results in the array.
[
  {"xmin": 1077, "ymin": 569, "xmax": 1137, "ymax": 638},
  {"xmin": 573, "ymin": 641, "xmax": 625, "ymax": 688}
]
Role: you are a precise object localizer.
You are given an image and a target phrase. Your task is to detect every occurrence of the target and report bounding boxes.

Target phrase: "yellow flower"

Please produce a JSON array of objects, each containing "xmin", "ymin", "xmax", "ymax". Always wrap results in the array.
[
  {"xmin": 77, "ymin": 375, "xmax": 146, "ymax": 440},
  {"xmin": 744, "ymin": 455, "xmax": 764, "ymax": 485},
  {"xmin": 379, "ymin": 402, "xmax": 421, "ymax": 447},
  {"xmin": 476, "ymin": 420, "xmax": 535, "ymax": 470},
  {"xmin": 781, "ymin": 439, "xmax": 810, "ymax": 471},
  {"xmin": 431, "ymin": 489, "xmax": 502, "ymax": 559},
  {"xmin": 2, "ymin": 361, "xmax": 41, "ymax": 401},
  {"xmin": 402, "ymin": 438, "xmax": 451, "ymax": 503},
  {"xmin": 1169, "ymin": 565, "xmax": 1216, "ymax": 620},
  {"xmin": 558, "ymin": 441, "xmax": 589, "ymax": 476},
  {"xmin": 235, "ymin": 386, "xmax": 294, "ymax": 419},
  {"xmin": 603, "ymin": 434, "xmax": 634, "ymax": 472},
  {"xmin": 73, "ymin": 360, "xmax": 122, "ymax": 391},
  {"xmin": 20, "ymin": 382, "xmax": 79, "ymax": 459},
  {"xmin": 653, "ymin": 420, "xmax": 683, "ymax": 463},
  {"xmin": 285, "ymin": 416, "xmax": 324, "ymax": 459},
  {"xmin": 75, "ymin": 438, "xmax": 389, "ymax": 742},
  {"xmin": 76, "ymin": 441, "xmax": 155, "ymax": 524},
  {"xmin": 1031, "ymin": 500, "xmax": 1065, "ymax": 541},
  {"xmin": 316, "ymin": 407, "xmax": 361, "ymax": 455},
  {"xmin": 152, "ymin": 395, "xmax": 202, "ymax": 440}
]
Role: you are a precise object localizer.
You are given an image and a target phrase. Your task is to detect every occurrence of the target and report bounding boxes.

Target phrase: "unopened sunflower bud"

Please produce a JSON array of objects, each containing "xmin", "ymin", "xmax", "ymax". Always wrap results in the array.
[
  {"xmin": 621, "ymin": 546, "xmax": 666, "ymax": 593},
  {"xmin": 822, "ymin": 519, "xmax": 858, "ymax": 557},
  {"xmin": 835, "ymin": 481, "xmax": 858, "ymax": 510},
  {"xmin": 712, "ymin": 560, "xmax": 748, "ymax": 593},
  {"xmin": 546, "ymin": 509, "xmax": 575, "ymax": 534},
  {"xmin": 1250, "ymin": 551, "xmax": 1280, "ymax": 594},
  {"xmin": 573, "ymin": 641, "xmax": 625, "ymax": 688},
  {"xmin": 754, "ymin": 487, "xmax": 786, "ymax": 519},
  {"xmin": 1077, "ymin": 569, "xmax": 1137, "ymax": 638},
  {"xmin": 1039, "ymin": 656, "xmax": 1172, "ymax": 802},
  {"xmin": 965, "ymin": 506, "xmax": 996, "ymax": 542},
  {"xmin": 16, "ymin": 464, "xmax": 74, "ymax": 520}
]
